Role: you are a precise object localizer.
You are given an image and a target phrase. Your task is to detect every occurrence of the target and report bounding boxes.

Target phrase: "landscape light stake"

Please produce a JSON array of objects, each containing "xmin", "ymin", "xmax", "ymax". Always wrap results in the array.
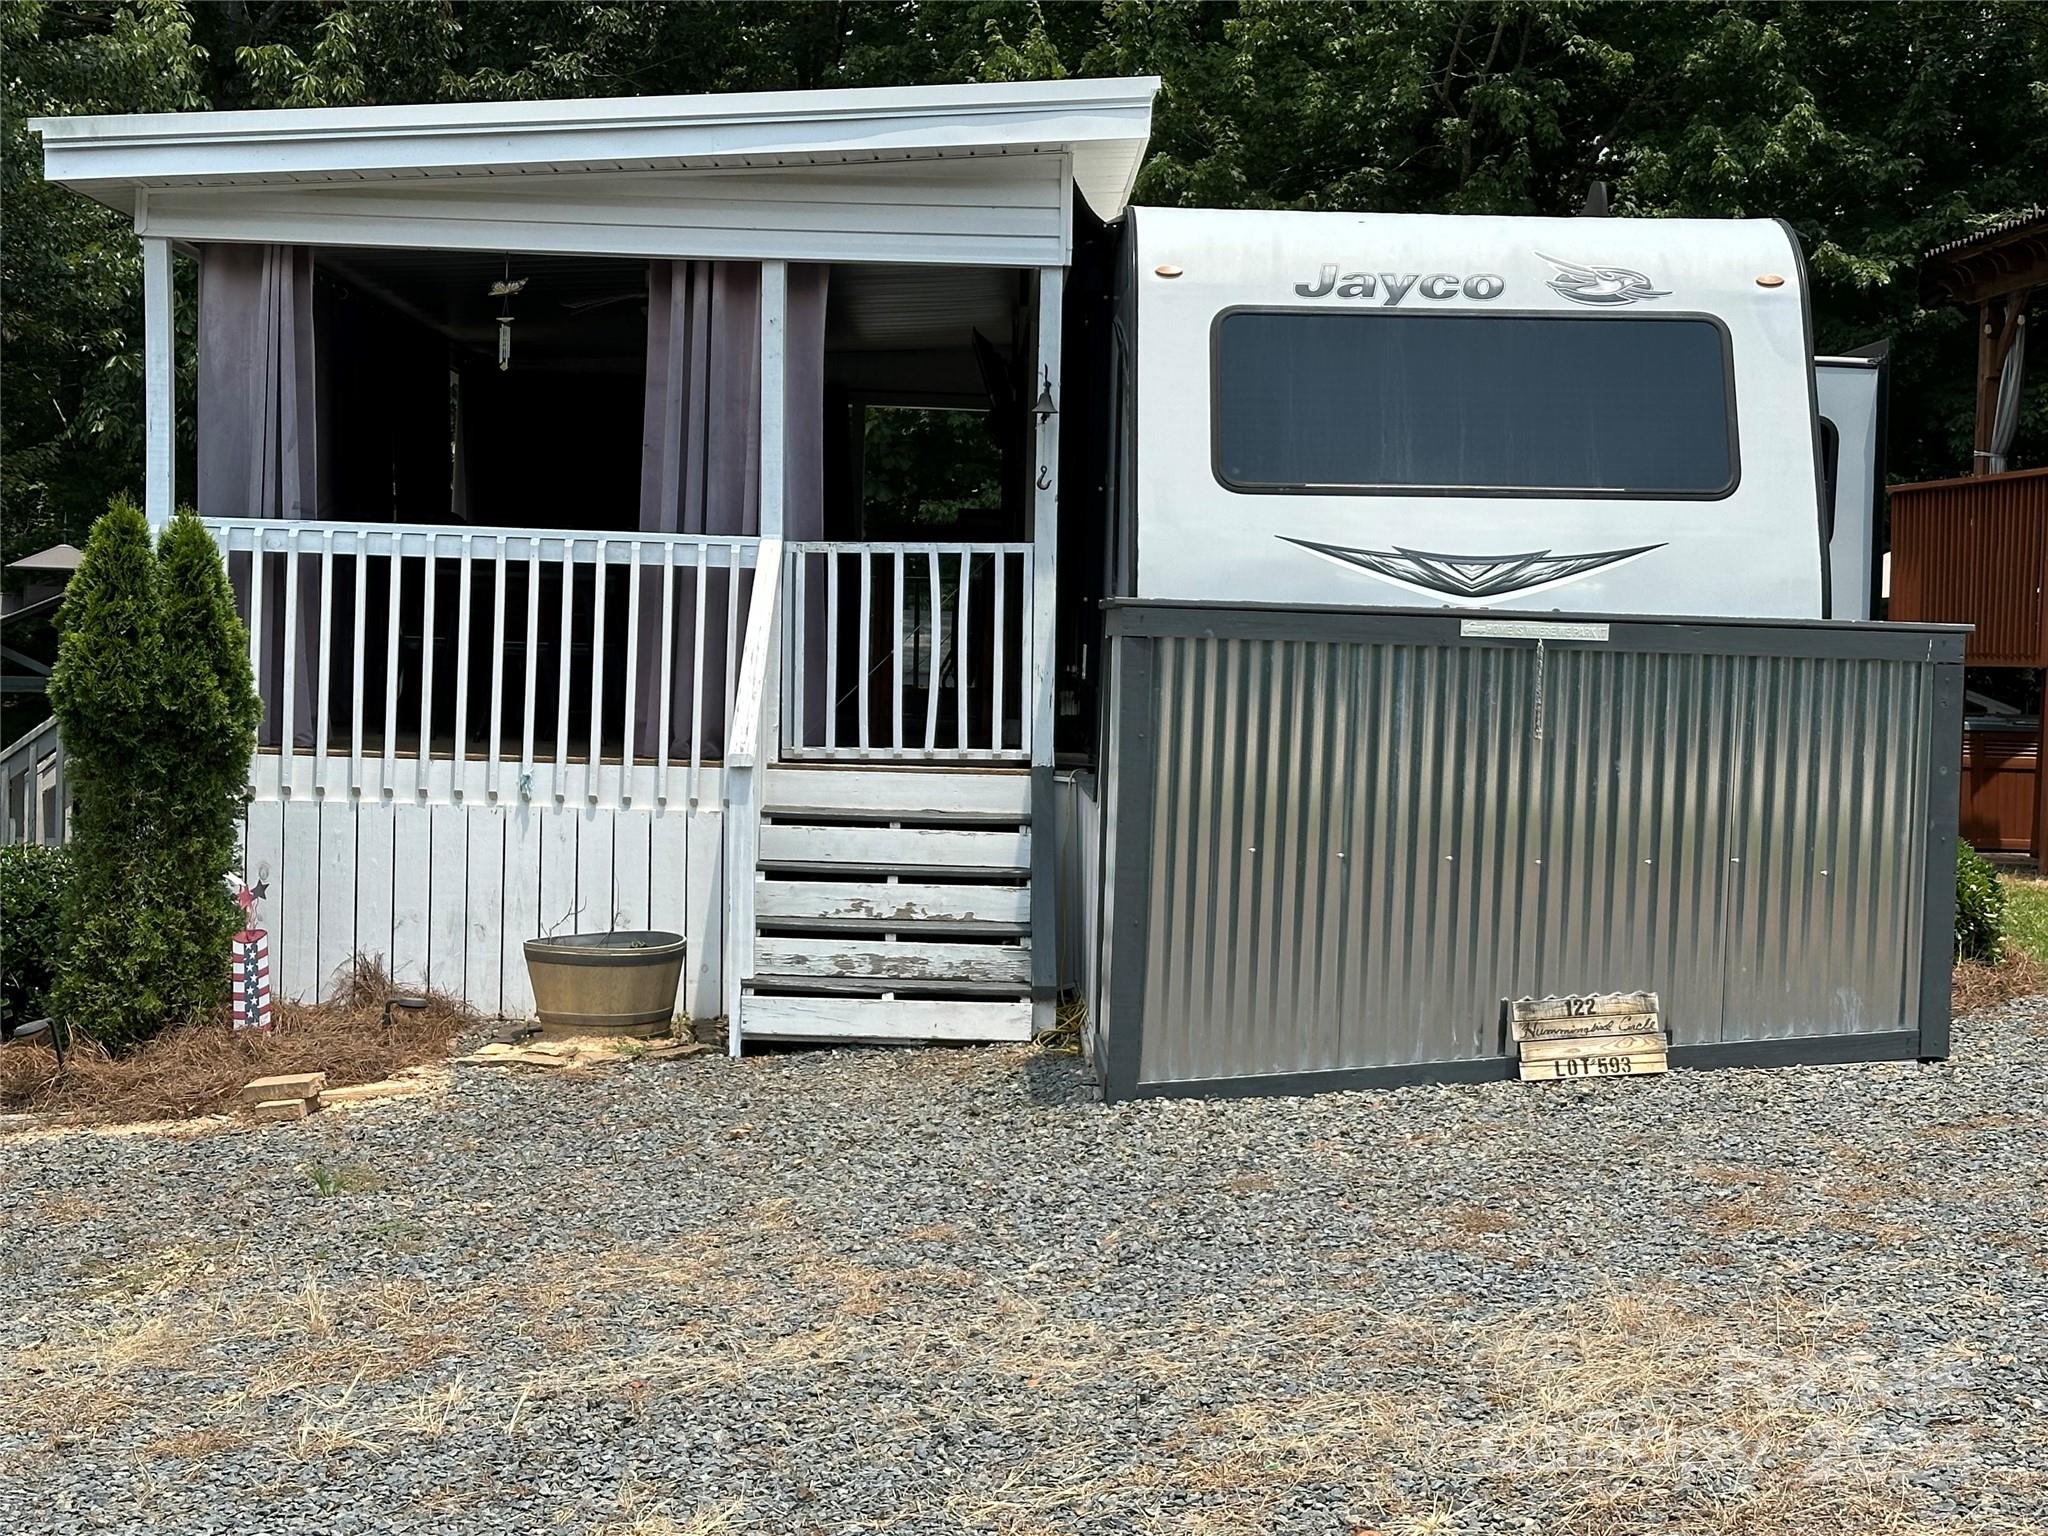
[{"xmin": 382, "ymin": 996, "xmax": 429, "ymax": 1038}]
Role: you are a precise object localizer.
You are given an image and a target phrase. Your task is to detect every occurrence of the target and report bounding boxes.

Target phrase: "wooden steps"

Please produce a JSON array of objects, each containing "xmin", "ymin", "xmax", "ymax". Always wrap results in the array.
[{"xmin": 739, "ymin": 765, "xmax": 1038, "ymax": 1046}]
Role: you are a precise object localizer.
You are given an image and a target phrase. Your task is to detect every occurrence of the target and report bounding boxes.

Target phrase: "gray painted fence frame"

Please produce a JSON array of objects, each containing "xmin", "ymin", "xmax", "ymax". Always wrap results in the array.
[{"xmin": 1091, "ymin": 601, "xmax": 1967, "ymax": 1102}]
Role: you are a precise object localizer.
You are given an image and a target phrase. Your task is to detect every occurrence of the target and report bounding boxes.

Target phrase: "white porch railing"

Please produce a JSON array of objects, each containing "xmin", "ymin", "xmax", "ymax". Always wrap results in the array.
[
  {"xmin": 781, "ymin": 541, "xmax": 1034, "ymax": 761},
  {"xmin": 204, "ymin": 518, "xmax": 761, "ymax": 805},
  {"xmin": 2, "ymin": 714, "xmax": 66, "ymax": 846}
]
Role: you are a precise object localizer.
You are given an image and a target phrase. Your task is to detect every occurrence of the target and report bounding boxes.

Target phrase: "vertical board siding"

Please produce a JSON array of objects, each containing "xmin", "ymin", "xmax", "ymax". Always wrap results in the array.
[
  {"xmin": 1104, "ymin": 614, "xmax": 1955, "ymax": 1094},
  {"xmin": 1889, "ymin": 466, "xmax": 2048, "ymax": 666},
  {"xmin": 248, "ymin": 777, "xmax": 724, "ymax": 1020}
]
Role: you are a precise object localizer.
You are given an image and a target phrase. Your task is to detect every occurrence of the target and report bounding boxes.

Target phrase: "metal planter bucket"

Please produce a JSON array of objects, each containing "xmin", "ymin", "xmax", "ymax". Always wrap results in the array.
[{"xmin": 522, "ymin": 931, "xmax": 686, "ymax": 1034}]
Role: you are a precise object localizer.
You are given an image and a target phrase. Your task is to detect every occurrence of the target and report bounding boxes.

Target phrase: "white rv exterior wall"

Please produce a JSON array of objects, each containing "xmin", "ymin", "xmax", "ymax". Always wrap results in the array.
[
  {"xmin": 1127, "ymin": 208, "xmax": 1826, "ymax": 620},
  {"xmin": 242, "ymin": 761, "xmax": 726, "ymax": 1022}
]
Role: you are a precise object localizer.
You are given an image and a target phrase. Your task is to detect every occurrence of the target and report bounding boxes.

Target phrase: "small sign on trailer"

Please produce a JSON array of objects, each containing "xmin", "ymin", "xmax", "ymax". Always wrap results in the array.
[{"xmin": 1510, "ymin": 992, "xmax": 1669, "ymax": 1080}]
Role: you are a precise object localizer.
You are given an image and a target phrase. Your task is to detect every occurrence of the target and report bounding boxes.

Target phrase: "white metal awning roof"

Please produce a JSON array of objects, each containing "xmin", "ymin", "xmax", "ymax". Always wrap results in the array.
[{"xmin": 32, "ymin": 76, "xmax": 1160, "ymax": 222}]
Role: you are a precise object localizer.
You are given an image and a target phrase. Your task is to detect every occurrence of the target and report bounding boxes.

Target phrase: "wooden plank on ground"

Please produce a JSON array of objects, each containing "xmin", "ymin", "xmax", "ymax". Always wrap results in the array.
[
  {"xmin": 753, "ymin": 936, "xmax": 1029, "ymax": 985},
  {"xmin": 754, "ymin": 879, "xmax": 1029, "ymax": 931},
  {"xmin": 740, "ymin": 993, "xmax": 1034, "ymax": 1043}
]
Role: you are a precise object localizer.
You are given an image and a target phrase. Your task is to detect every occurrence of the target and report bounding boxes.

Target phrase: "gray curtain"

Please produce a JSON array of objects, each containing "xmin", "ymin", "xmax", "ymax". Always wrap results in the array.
[
  {"xmin": 1987, "ymin": 322, "xmax": 2027, "ymax": 475},
  {"xmin": 635, "ymin": 260, "xmax": 828, "ymax": 758},
  {"xmin": 199, "ymin": 243, "xmax": 324, "ymax": 749}
]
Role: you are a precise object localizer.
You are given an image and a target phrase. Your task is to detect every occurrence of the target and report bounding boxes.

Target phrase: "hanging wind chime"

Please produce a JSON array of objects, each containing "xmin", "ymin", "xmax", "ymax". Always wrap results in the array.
[{"xmin": 489, "ymin": 257, "xmax": 528, "ymax": 371}]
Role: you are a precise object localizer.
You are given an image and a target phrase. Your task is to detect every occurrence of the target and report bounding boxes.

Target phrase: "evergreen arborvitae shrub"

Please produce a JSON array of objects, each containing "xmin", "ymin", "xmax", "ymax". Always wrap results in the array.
[
  {"xmin": 0, "ymin": 843, "xmax": 70, "ymax": 1031},
  {"xmin": 156, "ymin": 507, "xmax": 260, "ymax": 1024},
  {"xmin": 46, "ymin": 497, "xmax": 173, "ymax": 1048},
  {"xmin": 1955, "ymin": 843, "xmax": 2006, "ymax": 965}
]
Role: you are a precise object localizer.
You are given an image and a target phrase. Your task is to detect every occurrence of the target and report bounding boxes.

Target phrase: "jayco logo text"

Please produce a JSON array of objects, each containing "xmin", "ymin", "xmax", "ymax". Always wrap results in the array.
[{"xmin": 1293, "ymin": 268, "xmax": 1505, "ymax": 304}]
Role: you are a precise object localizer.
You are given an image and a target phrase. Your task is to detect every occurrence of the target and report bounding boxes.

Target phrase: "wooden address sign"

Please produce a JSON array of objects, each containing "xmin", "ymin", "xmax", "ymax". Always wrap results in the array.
[{"xmin": 1510, "ymin": 991, "xmax": 1668, "ymax": 1081}]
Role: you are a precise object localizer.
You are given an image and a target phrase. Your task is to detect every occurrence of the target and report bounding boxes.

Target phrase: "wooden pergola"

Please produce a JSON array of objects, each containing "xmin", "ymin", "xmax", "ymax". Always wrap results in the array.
[{"xmin": 1892, "ymin": 209, "xmax": 2045, "ymax": 856}]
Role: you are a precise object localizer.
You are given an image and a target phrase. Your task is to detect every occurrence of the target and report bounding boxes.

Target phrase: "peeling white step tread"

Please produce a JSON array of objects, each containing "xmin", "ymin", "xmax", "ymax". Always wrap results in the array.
[
  {"xmin": 758, "ymin": 824, "xmax": 1030, "ymax": 873},
  {"xmin": 754, "ymin": 937, "xmax": 1030, "ymax": 985},
  {"xmin": 763, "ymin": 767, "xmax": 1030, "ymax": 821},
  {"xmin": 740, "ymin": 994, "xmax": 1034, "ymax": 1043},
  {"xmin": 755, "ymin": 880, "xmax": 1030, "ymax": 930}
]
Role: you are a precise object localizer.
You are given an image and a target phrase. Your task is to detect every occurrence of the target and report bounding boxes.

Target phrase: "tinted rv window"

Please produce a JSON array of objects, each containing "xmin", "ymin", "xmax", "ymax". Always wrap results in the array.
[{"xmin": 1213, "ymin": 311, "xmax": 1736, "ymax": 497}]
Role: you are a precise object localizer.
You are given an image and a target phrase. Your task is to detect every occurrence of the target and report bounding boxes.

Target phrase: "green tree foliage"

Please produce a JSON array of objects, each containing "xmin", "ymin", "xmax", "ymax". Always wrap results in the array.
[
  {"xmin": 44, "ymin": 498, "xmax": 172, "ymax": 1047},
  {"xmin": 0, "ymin": 843, "xmax": 70, "ymax": 1031},
  {"xmin": 3, "ymin": 1, "xmax": 2045, "ymax": 561},
  {"xmin": 155, "ymin": 508, "xmax": 260, "ymax": 1022}
]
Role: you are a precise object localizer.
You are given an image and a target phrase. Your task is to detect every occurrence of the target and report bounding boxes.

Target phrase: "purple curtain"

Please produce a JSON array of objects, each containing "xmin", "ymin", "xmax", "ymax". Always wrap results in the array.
[
  {"xmin": 635, "ymin": 261, "xmax": 828, "ymax": 758},
  {"xmin": 198, "ymin": 244, "xmax": 324, "ymax": 749}
]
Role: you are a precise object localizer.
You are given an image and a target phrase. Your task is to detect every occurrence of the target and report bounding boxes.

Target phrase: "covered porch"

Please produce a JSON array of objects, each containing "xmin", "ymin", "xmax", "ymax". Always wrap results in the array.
[{"xmin": 33, "ymin": 77, "xmax": 1159, "ymax": 1033}]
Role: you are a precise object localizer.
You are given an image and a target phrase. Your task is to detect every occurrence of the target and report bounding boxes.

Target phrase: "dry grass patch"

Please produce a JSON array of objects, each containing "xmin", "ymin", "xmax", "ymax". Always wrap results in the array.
[
  {"xmin": 0, "ymin": 957, "xmax": 472, "ymax": 1124},
  {"xmin": 1952, "ymin": 947, "xmax": 2047, "ymax": 1016}
]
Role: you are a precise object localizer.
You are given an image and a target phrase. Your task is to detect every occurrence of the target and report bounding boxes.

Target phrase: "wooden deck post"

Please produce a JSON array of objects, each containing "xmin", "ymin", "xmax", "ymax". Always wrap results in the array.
[{"xmin": 142, "ymin": 234, "xmax": 175, "ymax": 526}]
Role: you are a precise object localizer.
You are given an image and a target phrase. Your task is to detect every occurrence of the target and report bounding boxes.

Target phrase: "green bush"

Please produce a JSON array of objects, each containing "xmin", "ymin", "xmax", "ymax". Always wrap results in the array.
[
  {"xmin": 1955, "ymin": 843, "xmax": 2006, "ymax": 965},
  {"xmin": 47, "ymin": 497, "xmax": 172, "ymax": 1048},
  {"xmin": 0, "ymin": 843, "xmax": 70, "ymax": 1030},
  {"xmin": 155, "ymin": 507, "xmax": 259, "ymax": 1023}
]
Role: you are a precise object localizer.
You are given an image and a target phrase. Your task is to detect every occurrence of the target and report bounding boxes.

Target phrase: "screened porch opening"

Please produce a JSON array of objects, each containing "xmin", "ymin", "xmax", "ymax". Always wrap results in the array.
[{"xmin": 196, "ymin": 245, "xmax": 1044, "ymax": 773}]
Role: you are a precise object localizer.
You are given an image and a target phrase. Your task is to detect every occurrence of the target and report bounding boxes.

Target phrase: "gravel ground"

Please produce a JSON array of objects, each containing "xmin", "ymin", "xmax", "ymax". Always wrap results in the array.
[{"xmin": 2, "ymin": 1002, "xmax": 2045, "ymax": 1536}]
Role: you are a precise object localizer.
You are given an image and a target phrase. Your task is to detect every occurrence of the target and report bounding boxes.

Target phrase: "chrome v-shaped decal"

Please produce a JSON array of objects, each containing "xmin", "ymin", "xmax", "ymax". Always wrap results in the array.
[{"xmin": 1281, "ymin": 536, "xmax": 1664, "ymax": 600}]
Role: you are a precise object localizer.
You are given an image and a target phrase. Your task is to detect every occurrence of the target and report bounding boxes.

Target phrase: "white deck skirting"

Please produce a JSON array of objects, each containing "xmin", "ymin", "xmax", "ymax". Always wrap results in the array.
[{"xmin": 243, "ymin": 760, "xmax": 727, "ymax": 1022}]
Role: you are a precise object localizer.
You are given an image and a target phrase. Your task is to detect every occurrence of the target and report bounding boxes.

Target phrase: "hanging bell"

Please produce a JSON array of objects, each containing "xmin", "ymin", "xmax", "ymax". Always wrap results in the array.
[{"xmin": 1032, "ymin": 367, "xmax": 1057, "ymax": 423}]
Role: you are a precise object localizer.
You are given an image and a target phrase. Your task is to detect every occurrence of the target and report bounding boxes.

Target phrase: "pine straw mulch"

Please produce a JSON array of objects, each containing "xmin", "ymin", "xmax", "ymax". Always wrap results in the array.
[
  {"xmin": 1952, "ymin": 946, "xmax": 2048, "ymax": 1018},
  {"xmin": 0, "ymin": 959, "xmax": 476, "ymax": 1126}
]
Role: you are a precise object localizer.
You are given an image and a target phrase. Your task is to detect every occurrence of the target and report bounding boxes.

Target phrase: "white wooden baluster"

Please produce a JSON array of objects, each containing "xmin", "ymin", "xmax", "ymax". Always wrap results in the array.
[
  {"xmin": 554, "ymin": 542, "xmax": 574, "ymax": 797},
  {"xmin": 892, "ymin": 550, "xmax": 905, "ymax": 756},
  {"xmin": 350, "ymin": 531, "xmax": 367, "ymax": 794},
  {"xmin": 723, "ymin": 541, "xmax": 740, "ymax": 760},
  {"xmin": 315, "ymin": 528, "xmax": 334, "ymax": 789},
  {"xmin": 383, "ymin": 540, "xmax": 401, "ymax": 794},
  {"xmin": 280, "ymin": 533, "xmax": 299, "ymax": 787},
  {"xmin": 924, "ymin": 549, "xmax": 942, "ymax": 753},
  {"xmin": 657, "ymin": 541, "xmax": 674, "ymax": 803},
  {"xmin": 489, "ymin": 537, "xmax": 507, "ymax": 800},
  {"xmin": 589, "ymin": 537, "xmax": 607, "ymax": 804},
  {"xmin": 247, "ymin": 528, "xmax": 265, "ymax": 710},
  {"xmin": 453, "ymin": 535, "xmax": 473, "ymax": 798},
  {"xmin": 992, "ymin": 549, "xmax": 1006, "ymax": 754},
  {"xmin": 621, "ymin": 539, "xmax": 642, "ymax": 805},
  {"xmin": 825, "ymin": 552, "xmax": 839, "ymax": 753},
  {"xmin": 857, "ymin": 552, "xmax": 872, "ymax": 750},
  {"xmin": 418, "ymin": 536, "xmax": 437, "ymax": 795},
  {"xmin": 792, "ymin": 549, "xmax": 808, "ymax": 751},
  {"xmin": 522, "ymin": 545, "xmax": 540, "ymax": 790},
  {"xmin": 690, "ymin": 541, "xmax": 707, "ymax": 803},
  {"xmin": 955, "ymin": 549, "xmax": 970, "ymax": 752}
]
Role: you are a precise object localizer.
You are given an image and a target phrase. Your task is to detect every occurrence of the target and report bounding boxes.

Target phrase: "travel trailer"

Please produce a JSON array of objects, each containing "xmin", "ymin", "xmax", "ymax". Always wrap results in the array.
[{"xmin": 25, "ymin": 77, "xmax": 1953, "ymax": 1097}]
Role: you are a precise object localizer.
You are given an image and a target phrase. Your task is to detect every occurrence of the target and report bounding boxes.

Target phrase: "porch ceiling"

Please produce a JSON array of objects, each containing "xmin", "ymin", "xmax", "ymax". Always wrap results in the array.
[{"xmin": 32, "ymin": 76, "xmax": 1159, "ymax": 224}]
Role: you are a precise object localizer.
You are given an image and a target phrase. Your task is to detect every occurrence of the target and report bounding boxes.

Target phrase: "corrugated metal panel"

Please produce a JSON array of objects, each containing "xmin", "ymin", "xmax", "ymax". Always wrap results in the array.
[
  {"xmin": 1096, "ymin": 609, "xmax": 1962, "ymax": 1096},
  {"xmin": 1890, "ymin": 467, "xmax": 2048, "ymax": 665}
]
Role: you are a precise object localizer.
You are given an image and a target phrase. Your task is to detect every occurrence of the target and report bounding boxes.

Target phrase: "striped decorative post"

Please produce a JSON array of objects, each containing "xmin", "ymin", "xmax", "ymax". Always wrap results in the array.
[{"xmin": 231, "ymin": 883, "xmax": 273, "ymax": 1032}]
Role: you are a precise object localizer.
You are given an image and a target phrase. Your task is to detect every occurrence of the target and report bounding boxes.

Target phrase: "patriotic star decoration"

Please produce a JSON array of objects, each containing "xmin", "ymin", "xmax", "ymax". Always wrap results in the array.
[{"xmin": 236, "ymin": 879, "xmax": 270, "ymax": 913}]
